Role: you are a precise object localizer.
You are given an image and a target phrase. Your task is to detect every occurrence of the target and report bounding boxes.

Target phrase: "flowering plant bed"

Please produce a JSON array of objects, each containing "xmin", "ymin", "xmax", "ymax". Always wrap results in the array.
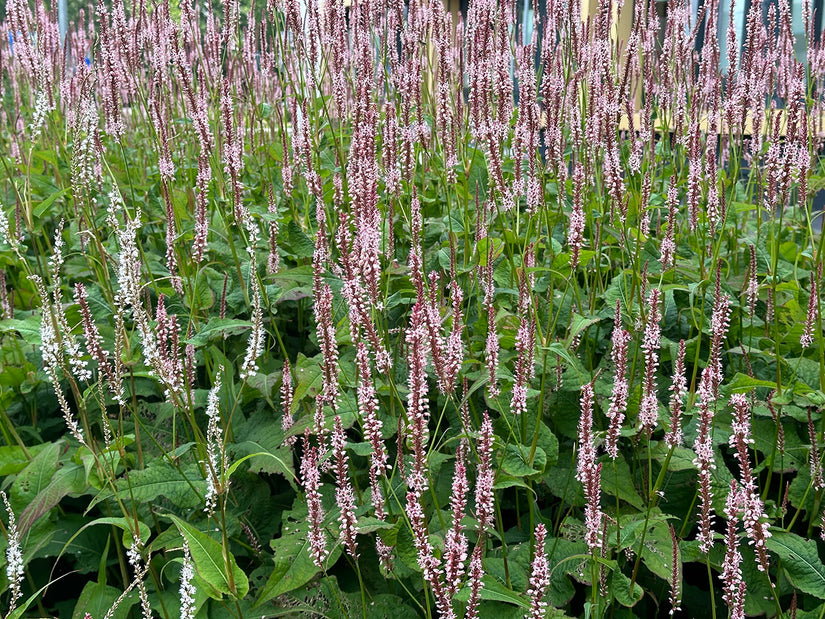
[{"xmin": 2, "ymin": 0, "xmax": 825, "ymax": 617}]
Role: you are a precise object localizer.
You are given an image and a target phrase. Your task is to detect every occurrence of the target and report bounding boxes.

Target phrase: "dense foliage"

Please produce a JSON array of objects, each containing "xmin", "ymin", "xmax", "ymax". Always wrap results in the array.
[{"xmin": 2, "ymin": 0, "xmax": 825, "ymax": 617}]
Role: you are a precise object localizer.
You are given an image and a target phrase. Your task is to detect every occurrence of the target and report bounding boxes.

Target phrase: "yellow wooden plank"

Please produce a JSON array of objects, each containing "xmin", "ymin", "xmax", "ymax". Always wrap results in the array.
[{"xmin": 537, "ymin": 107, "xmax": 810, "ymax": 138}]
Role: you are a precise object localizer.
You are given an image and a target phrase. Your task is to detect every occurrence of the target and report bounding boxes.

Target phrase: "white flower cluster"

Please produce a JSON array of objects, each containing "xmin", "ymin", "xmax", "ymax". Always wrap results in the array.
[
  {"xmin": 1, "ymin": 491, "xmax": 23, "ymax": 615},
  {"xmin": 0, "ymin": 204, "xmax": 13, "ymax": 247},
  {"xmin": 204, "ymin": 367, "xmax": 226, "ymax": 515},
  {"xmin": 179, "ymin": 541, "xmax": 197, "ymax": 619},
  {"xmin": 29, "ymin": 90, "xmax": 54, "ymax": 141},
  {"xmin": 240, "ymin": 273, "xmax": 264, "ymax": 381}
]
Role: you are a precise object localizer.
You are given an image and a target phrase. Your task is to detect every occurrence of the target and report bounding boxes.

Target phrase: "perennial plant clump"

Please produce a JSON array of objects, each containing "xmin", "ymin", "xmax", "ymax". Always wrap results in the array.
[{"xmin": 3, "ymin": 0, "xmax": 825, "ymax": 617}]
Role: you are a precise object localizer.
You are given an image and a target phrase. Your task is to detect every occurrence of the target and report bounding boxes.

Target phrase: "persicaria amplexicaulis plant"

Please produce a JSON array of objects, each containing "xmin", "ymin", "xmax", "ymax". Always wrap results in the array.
[{"xmin": 3, "ymin": 0, "xmax": 825, "ymax": 617}]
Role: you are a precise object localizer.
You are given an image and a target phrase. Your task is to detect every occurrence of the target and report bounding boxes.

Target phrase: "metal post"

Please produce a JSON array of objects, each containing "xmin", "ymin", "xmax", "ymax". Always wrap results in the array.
[{"xmin": 58, "ymin": 0, "xmax": 68, "ymax": 44}]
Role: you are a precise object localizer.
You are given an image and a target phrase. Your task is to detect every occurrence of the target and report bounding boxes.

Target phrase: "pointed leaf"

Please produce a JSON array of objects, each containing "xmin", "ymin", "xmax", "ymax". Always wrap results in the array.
[
  {"xmin": 255, "ymin": 507, "xmax": 341, "ymax": 607},
  {"xmin": 169, "ymin": 515, "xmax": 249, "ymax": 600},
  {"xmin": 766, "ymin": 530, "xmax": 825, "ymax": 598},
  {"xmin": 19, "ymin": 463, "xmax": 86, "ymax": 535},
  {"xmin": 87, "ymin": 461, "xmax": 206, "ymax": 512},
  {"xmin": 0, "ymin": 316, "xmax": 42, "ymax": 345},
  {"xmin": 184, "ymin": 318, "xmax": 252, "ymax": 347}
]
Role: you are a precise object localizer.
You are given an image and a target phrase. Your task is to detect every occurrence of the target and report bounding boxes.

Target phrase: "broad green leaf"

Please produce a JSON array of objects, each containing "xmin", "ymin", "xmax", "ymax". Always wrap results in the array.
[
  {"xmin": 59, "ymin": 517, "xmax": 151, "ymax": 554},
  {"xmin": 766, "ymin": 530, "xmax": 825, "ymax": 598},
  {"xmin": 0, "ymin": 315, "xmax": 42, "ymax": 345},
  {"xmin": 393, "ymin": 519, "xmax": 419, "ymax": 572},
  {"xmin": 290, "ymin": 354, "xmax": 324, "ymax": 415},
  {"xmin": 224, "ymin": 450, "xmax": 296, "ymax": 484},
  {"xmin": 476, "ymin": 237, "xmax": 504, "ymax": 266},
  {"xmin": 536, "ymin": 421, "xmax": 559, "ymax": 467},
  {"xmin": 11, "ymin": 441, "xmax": 62, "ymax": 515},
  {"xmin": 723, "ymin": 372, "xmax": 777, "ymax": 394},
  {"xmin": 245, "ymin": 371, "xmax": 279, "ymax": 403},
  {"xmin": 6, "ymin": 572, "xmax": 73, "ymax": 619},
  {"xmin": 255, "ymin": 509, "xmax": 341, "ymax": 607},
  {"xmin": 546, "ymin": 537, "xmax": 588, "ymax": 607},
  {"xmin": 234, "ymin": 411, "xmax": 296, "ymax": 481},
  {"xmin": 798, "ymin": 604, "xmax": 825, "ymax": 619},
  {"xmin": 493, "ymin": 475, "xmax": 532, "ymax": 490},
  {"xmin": 87, "ymin": 461, "xmax": 206, "ymax": 512},
  {"xmin": 184, "ymin": 318, "xmax": 251, "ymax": 346},
  {"xmin": 270, "ymin": 265, "xmax": 315, "ymax": 288},
  {"xmin": 359, "ymin": 594, "xmax": 420, "ymax": 619},
  {"xmin": 0, "ymin": 444, "xmax": 47, "ymax": 476},
  {"xmin": 484, "ymin": 556, "xmax": 529, "ymax": 592},
  {"xmin": 169, "ymin": 516, "xmax": 249, "ymax": 600},
  {"xmin": 478, "ymin": 576, "xmax": 529, "ymax": 608},
  {"xmin": 184, "ymin": 278, "xmax": 216, "ymax": 312},
  {"xmin": 741, "ymin": 543, "xmax": 775, "ymax": 616},
  {"xmin": 601, "ymin": 456, "xmax": 644, "ymax": 510},
  {"xmin": 33, "ymin": 188, "xmax": 70, "ymax": 218},
  {"xmin": 500, "ymin": 444, "xmax": 545, "ymax": 478},
  {"xmin": 285, "ymin": 221, "xmax": 315, "ymax": 257},
  {"xmin": 355, "ymin": 517, "xmax": 395, "ymax": 534},
  {"xmin": 616, "ymin": 514, "xmax": 675, "ymax": 581},
  {"xmin": 611, "ymin": 570, "xmax": 643, "ymax": 607},
  {"xmin": 650, "ymin": 442, "xmax": 698, "ymax": 471},
  {"xmin": 566, "ymin": 314, "xmax": 602, "ymax": 346},
  {"xmin": 72, "ymin": 581, "xmax": 137, "ymax": 619},
  {"xmin": 19, "ymin": 463, "xmax": 86, "ymax": 535}
]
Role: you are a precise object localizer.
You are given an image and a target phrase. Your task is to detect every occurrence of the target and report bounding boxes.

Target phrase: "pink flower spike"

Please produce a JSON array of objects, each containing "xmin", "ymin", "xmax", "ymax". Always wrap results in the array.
[
  {"xmin": 332, "ymin": 416, "xmax": 358, "ymax": 559},
  {"xmin": 639, "ymin": 288, "xmax": 661, "ymax": 434},
  {"xmin": 802, "ymin": 271, "xmax": 818, "ymax": 349},
  {"xmin": 664, "ymin": 340, "xmax": 687, "ymax": 449},
  {"xmin": 606, "ymin": 300, "xmax": 630, "ymax": 458},
  {"xmin": 577, "ymin": 382, "xmax": 603, "ymax": 553},
  {"xmin": 526, "ymin": 523, "xmax": 550, "ymax": 619},
  {"xmin": 300, "ymin": 434, "xmax": 328, "ymax": 569},
  {"xmin": 474, "ymin": 411, "xmax": 495, "ymax": 533}
]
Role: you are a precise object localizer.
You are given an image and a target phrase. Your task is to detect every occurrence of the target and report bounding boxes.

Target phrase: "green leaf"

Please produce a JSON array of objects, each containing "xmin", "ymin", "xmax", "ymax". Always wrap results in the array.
[
  {"xmin": 478, "ymin": 576, "xmax": 529, "ymax": 608},
  {"xmin": 245, "ymin": 371, "xmax": 279, "ymax": 404},
  {"xmin": 723, "ymin": 372, "xmax": 777, "ymax": 394},
  {"xmin": 766, "ymin": 530, "xmax": 825, "ymax": 598},
  {"xmin": 611, "ymin": 570, "xmax": 643, "ymax": 607},
  {"xmin": 169, "ymin": 516, "xmax": 249, "ymax": 600},
  {"xmin": 0, "ymin": 444, "xmax": 48, "ymax": 476},
  {"xmin": 285, "ymin": 221, "xmax": 315, "ymax": 257},
  {"xmin": 33, "ymin": 188, "xmax": 70, "ymax": 218},
  {"xmin": 87, "ymin": 461, "xmax": 206, "ymax": 512},
  {"xmin": 500, "ymin": 444, "xmax": 545, "ymax": 478},
  {"xmin": 355, "ymin": 517, "xmax": 395, "ymax": 534},
  {"xmin": 234, "ymin": 411, "xmax": 296, "ymax": 481},
  {"xmin": 224, "ymin": 450, "xmax": 295, "ymax": 484},
  {"xmin": 536, "ymin": 421, "xmax": 559, "ymax": 467},
  {"xmin": 10, "ymin": 441, "xmax": 62, "ymax": 514},
  {"xmin": 616, "ymin": 514, "xmax": 675, "ymax": 581},
  {"xmin": 184, "ymin": 318, "xmax": 252, "ymax": 346},
  {"xmin": 72, "ymin": 581, "xmax": 137, "ymax": 619},
  {"xmin": 394, "ymin": 520, "xmax": 419, "ymax": 572},
  {"xmin": 5, "ymin": 572, "xmax": 74, "ymax": 619},
  {"xmin": 539, "ymin": 343, "xmax": 585, "ymax": 384},
  {"xmin": 18, "ymin": 463, "xmax": 86, "ymax": 535},
  {"xmin": 66, "ymin": 517, "xmax": 152, "ymax": 551},
  {"xmin": 184, "ymin": 278, "xmax": 216, "ymax": 312},
  {"xmin": 650, "ymin": 442, "xmax": 698, "ymax": 472},
  {"xmin": 566, "ymin": 314, "xmax": 602, "ymax": 345},
  {"xmin": 0, "ymin": 315, "xmax": 42, "ymax": 345},
  {"xmin": 255, "ymin": 507, "xmax": 341, "ymax": 607},
  {"xmin": 290, "ymin": 354, "xmax": 324, "ymax": 415},
  {"xmin": 545, "ymin": 537, "xmax": 587, "ymax": 607},
  {"xmin": 493, "ymin": 475, "xmax": 532, "ymax": 490},
  {"xmin": 601, "ymin": 456, "xmax": 644, "ymax": 510},
  {"xmin": 476, "ymin": 237, "xmax": 504, "ymax": 267}
]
